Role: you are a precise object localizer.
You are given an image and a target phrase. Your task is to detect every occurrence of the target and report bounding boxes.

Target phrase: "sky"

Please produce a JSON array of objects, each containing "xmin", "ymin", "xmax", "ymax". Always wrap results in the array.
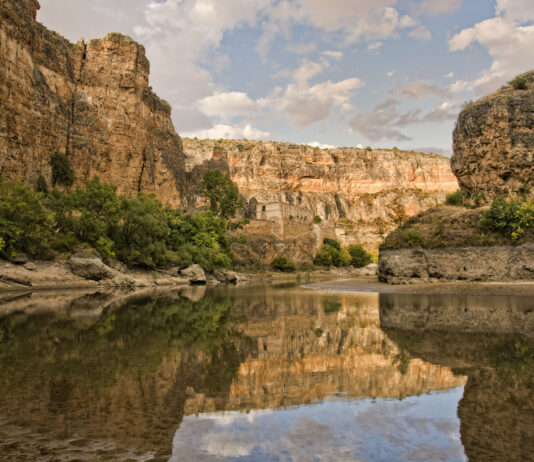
[{"xmin": 38, "ymin": 0, "xmax": 534, "ymax": 155}]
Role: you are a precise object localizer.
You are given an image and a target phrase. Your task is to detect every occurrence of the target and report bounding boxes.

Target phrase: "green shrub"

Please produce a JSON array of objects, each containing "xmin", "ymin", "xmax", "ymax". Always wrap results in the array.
[
  {"xmin": 50, "ymin": 153, "xmax": 75, "ymax": 187},
  {"xmin": 271, "ymin": 254, "xmax": 297, "ymax": 272},
  {"xmin": 511, "ymin": 76, "xmax": 528, "ymax": 90},
  {"xmin": 347, "ymin": 244, "xmax": 373, "ymax": 268},
  {"xmin": 404, "ymin": 228, "xmax": 423, "ymax": 247},
  {"xmin": 36, "ymin": 174, "xmax": 48, "ymax": 194},
  {"xmin": 312, "ymin": 215, "xmax": 322, "ymax": 224},
  {"xmin": 482, "ymin": 197, "xmax": 534, "ymax": 240},
  {"xmin": 314, "ymin": 241, "xmax": 351, "ymax": 267},
  {"xmin": 445, "ymin": 190, "xmax": 464, "ymax": 206},
  {"xmin": 323, "ymin": 238, "xmax": 341, "ymax": 251},
  {"xmin": 0, "ymin": 179, "xmax": 53, "ymax": 258}
]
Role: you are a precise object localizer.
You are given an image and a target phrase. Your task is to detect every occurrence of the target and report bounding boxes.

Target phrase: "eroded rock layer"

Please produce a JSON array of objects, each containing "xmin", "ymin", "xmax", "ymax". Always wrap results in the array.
[
  {"xmin": 184, "ymin": 139, "xmax": 459, "ymax": 255},
  {"xmin": 452, "ymin": 70, "xmax": 534, "ymax": 203},
  {"xmin": 0, "ymin": 0, "xmax": 186, "ymax": 204}
]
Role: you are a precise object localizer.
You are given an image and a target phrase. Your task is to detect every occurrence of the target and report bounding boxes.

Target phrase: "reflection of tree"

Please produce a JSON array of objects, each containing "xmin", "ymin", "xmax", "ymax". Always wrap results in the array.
[
  {"xmin": 385, "ymin": 328, "xmax": 534, "ymax": 462},
  {"xmin": 0, "ymin": 291, "xmax": 252, "ymax": 458}
]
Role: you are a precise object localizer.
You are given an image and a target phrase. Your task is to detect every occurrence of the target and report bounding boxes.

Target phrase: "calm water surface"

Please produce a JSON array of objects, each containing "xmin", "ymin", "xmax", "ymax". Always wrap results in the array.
[{"xmin": 0, "ymin": 282, "xmax": 532, "ymax": 461}]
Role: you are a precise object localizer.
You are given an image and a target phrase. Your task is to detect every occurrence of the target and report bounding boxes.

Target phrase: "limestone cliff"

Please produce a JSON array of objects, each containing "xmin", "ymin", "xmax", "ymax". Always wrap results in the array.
[
  {"xmin": 452, "ymin": 70, "xmax": 534, "ymax": 203},
  {"xmin": 0, "ymin": 0, "xmax": 186, "ymax": 204},
  {"xmin": 184, "ymin": 139, "xmax": 459, "ymax": 260}
]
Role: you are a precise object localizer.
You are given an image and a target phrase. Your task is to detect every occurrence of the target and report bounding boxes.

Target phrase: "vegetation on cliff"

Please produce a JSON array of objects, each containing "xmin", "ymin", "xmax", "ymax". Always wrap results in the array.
[
  {"xmin": 0, "ymin": 176, "xmax": 236, "ymax": 270},
  {"xmin": 381, "ymin": 198, "xmax": 534, "ymax": 250}
]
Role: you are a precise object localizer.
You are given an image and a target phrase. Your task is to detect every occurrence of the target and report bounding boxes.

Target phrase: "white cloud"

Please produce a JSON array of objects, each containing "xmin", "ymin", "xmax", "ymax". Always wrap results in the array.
[
  {"xmin": 445, "ymin": 72, "xmax": 455, "ymax": 79},
  {"xmin": 449, "ymin": 1, "xmax": 534, "ymax": 95},
  {"xmin": 409, "ymin": 26, "xmax": 431, "ymax": 40},
  {"xmin": 394, "ymin": 81, "xmax": 452, "ymax": 99},
  {"xmin": 308, "ymin": 141, "xmax": 336, "ymax": 149},
  {"xmin": 321, "ymin": 50, "xmax": 344, "ymax": 60},
  {"xmin": 275, "ymin": 77, "xmax": 365, "ymax": 127},
  {"xmin": 349, "ymin": 98, "xmax": 459, "ymax": 141},
  {"xmin": 368, "ymin": 41, "xmax": 384, "ymax": 51},
  {"xmin": 198, "ymin": 92, "xmax": 258, "ymax": 118},
  {"xmin": 183, "ymin": 124, "xmax": 272, "ymax": 140},
  {"xmin": 387, "ymin": 69, "xmax": 397, "ymax": 78}
]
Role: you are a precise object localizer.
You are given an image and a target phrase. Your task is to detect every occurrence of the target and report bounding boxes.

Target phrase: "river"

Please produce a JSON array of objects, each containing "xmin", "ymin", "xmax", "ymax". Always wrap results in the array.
[{"xmin": 0, "ymin": 281, "xmax": 532, "ymax": 461}]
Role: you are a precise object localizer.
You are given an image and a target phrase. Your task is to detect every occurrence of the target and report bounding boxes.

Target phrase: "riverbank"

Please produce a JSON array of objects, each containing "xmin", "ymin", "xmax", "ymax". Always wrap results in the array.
[
  {"xmin": 0, "ymin": 257, "xmax": 370, "ymax": 292},
  {"xmin": 302, "ymin": 277, "xmax": 534, "ymax": 296}
]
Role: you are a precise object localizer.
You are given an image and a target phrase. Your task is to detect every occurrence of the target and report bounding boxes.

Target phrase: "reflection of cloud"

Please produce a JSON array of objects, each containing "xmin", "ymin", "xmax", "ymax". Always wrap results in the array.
[{"xmin": 171, "ymin": 388, "xmax": 467, "ymax": 461}]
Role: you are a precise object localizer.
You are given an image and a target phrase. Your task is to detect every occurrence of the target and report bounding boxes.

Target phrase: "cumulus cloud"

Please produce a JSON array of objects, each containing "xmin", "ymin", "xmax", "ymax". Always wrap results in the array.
[
  {"xmin": 394, "ymin": 81, "xmax": 452, "ymax": 99},
  {"xmin": 321, "ymin": 50, "xmax": 344, "ymax": 60},
  {"xmin": 349, "ymin": 98, "xmax": 458, "ymax": 141},
  {"xmin": 198, "ymin": 92, "xmax": 258, "ymax": 118},
  {"xmin": 449, "ymin": 0, "xmax": 534, "ymax": 94},
  {"xmin": 308, "ymin": 141, "xmax": 336, "ymax": 149},
  {"xmin": 183, "ymin": 124, "xmax": 272, "ymax": 140}
]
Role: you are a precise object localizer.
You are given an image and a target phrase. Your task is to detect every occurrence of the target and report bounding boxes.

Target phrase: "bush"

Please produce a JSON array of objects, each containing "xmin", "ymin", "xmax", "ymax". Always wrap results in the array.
[
  {"xmin": 36, "ymin": 175, "xmax": 48, "ymax": 194},
  {"xmin": 50, "ymin": 153, "xmax": 75, "ymax": 187},
  {"xmin": 347, "ymin": 244, "xmax": 372, "ymax": 268},
  {"xmin": 312, "ymin": 215, "xmax": 322, "ymax": 224},
  {"xmin": 482, "ymin": 197, "xmax": 534, "ymax": 240},
  {"xmin": 511, "ymin": 76, "xmax": 528, "ymax": 90},
  {"xmin": 445, "ymin": 190, "xmax": 464, "ymax": 206},
  {"xmin": 404, "ymin": 228, "xmax": 424, "ymax": 247},
  {"xmin": 323, "ymin": 238, "xmax": 341, "ymax": 251},
  {"xmin": 0, "ymin": 179, "xmax": 53, "ymax": 258},
  {"xmin": 271, "ymin": 254, "xmax": 297, "ymax": 272}
]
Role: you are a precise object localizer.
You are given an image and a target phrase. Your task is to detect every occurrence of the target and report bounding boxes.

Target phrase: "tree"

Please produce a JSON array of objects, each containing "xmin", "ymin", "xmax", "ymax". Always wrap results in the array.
[
  {"xmin": 202, "ymin": 171, "xmax": 242, "ymax": 219},
  {"xmin": 0, "ymin": 179, "xmax": 52, "ymax": 258},
  {"xmin": 50, "ymin": 153, "xmax": 75, "ymax": 187}
]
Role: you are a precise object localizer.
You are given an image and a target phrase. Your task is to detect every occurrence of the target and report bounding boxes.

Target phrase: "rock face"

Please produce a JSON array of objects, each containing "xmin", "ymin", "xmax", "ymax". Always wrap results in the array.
[
  {"xmin": 0, "ymin": 0, "xmax": 186, "ymax": 204},
  {"xmin": 185, "ymin": 139, "xmax": 459, "ymax": 259},
  {"xmin": 452, "ymin": 70, "xmax": 534, "ymax": 203},
  {"xmin": 379, "ymin": 244, "xmax": 534, "ymax": 284}
]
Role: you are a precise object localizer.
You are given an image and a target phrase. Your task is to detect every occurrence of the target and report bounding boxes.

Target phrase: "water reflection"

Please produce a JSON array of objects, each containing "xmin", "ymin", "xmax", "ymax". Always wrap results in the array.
[{"xmin": 0, "ymin": 284, "xmax": 531, "ymax": 460}]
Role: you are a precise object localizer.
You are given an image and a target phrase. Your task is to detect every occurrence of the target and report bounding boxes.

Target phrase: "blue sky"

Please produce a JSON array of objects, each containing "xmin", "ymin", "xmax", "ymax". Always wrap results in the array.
[{"xmin": 38, "ymin": 0, "xmax": 534, "ymax": 155}]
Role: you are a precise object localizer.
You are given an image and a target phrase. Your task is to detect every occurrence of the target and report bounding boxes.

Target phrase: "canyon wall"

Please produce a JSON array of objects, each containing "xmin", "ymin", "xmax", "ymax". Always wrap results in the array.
[
  {"xmin": 0, "ymin": 0, "xmax": 186, "ymax": 204},
  {"xmin": 452, "ymin": 70, "xmax": 534, "ymax": 203},
  {"xmin": 184, "ymin": 139, "xmax": 459, "ymax": 260}
]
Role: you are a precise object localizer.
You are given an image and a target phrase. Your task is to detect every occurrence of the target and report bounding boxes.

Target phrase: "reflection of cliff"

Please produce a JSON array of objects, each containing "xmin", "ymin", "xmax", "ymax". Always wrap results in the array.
[
  {"xmin": 379, "ymin": 292, "xmax": 534, "ymax": 336},
  {"xmin": 386, "ymin": 328, "xmax": 534, "ymax": 462},
  {"xmin": 0, "ymin": 287, "xmax": 464, "ymax": 459},
  {"xmin": 196, "ymin": 288, "xmax": 465, "ymax": 412}
]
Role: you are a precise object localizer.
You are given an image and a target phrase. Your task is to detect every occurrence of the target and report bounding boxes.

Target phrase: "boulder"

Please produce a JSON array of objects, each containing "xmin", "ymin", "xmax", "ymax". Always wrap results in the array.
[
  {"xmin": 213, "ymin": 269, "xmax": 238, "ymax": 283},
  {"xmin": 356, "ymin": 263, "xmax": 378, "ymax": 276},
  {"xmin": 23, "ymin": 262, "xmax": 37, "ymax": 271},
  {"xmin": 10, "ymin": 254, "xmax": 28, "ymax": 265},
  {"xmin": 180, "ymin": 264, "xmax": 206, "ymax": 284},
  {"xmin": 68, "ymin": 257, "xmax": 116, "ymax": 281}
]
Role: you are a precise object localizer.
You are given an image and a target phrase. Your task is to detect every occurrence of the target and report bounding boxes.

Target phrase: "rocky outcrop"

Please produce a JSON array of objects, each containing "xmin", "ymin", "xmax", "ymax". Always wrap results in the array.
[
  {"xmin": 452, "ymin": 70, "xmax": 534, "ymax": 203},
  {"xmin": 379, "ymin": 243, "xmax": 534, "ymax": 284},
  {"xmin": 0, "ymin": 0, "xmax": 187, "ymax": 205}
]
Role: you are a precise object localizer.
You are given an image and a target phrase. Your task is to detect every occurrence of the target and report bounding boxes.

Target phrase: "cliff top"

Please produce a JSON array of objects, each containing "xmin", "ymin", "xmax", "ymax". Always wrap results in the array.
[{"xmin": 182, "ymin": 137, "xmax": 449, "ymax": 167}]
